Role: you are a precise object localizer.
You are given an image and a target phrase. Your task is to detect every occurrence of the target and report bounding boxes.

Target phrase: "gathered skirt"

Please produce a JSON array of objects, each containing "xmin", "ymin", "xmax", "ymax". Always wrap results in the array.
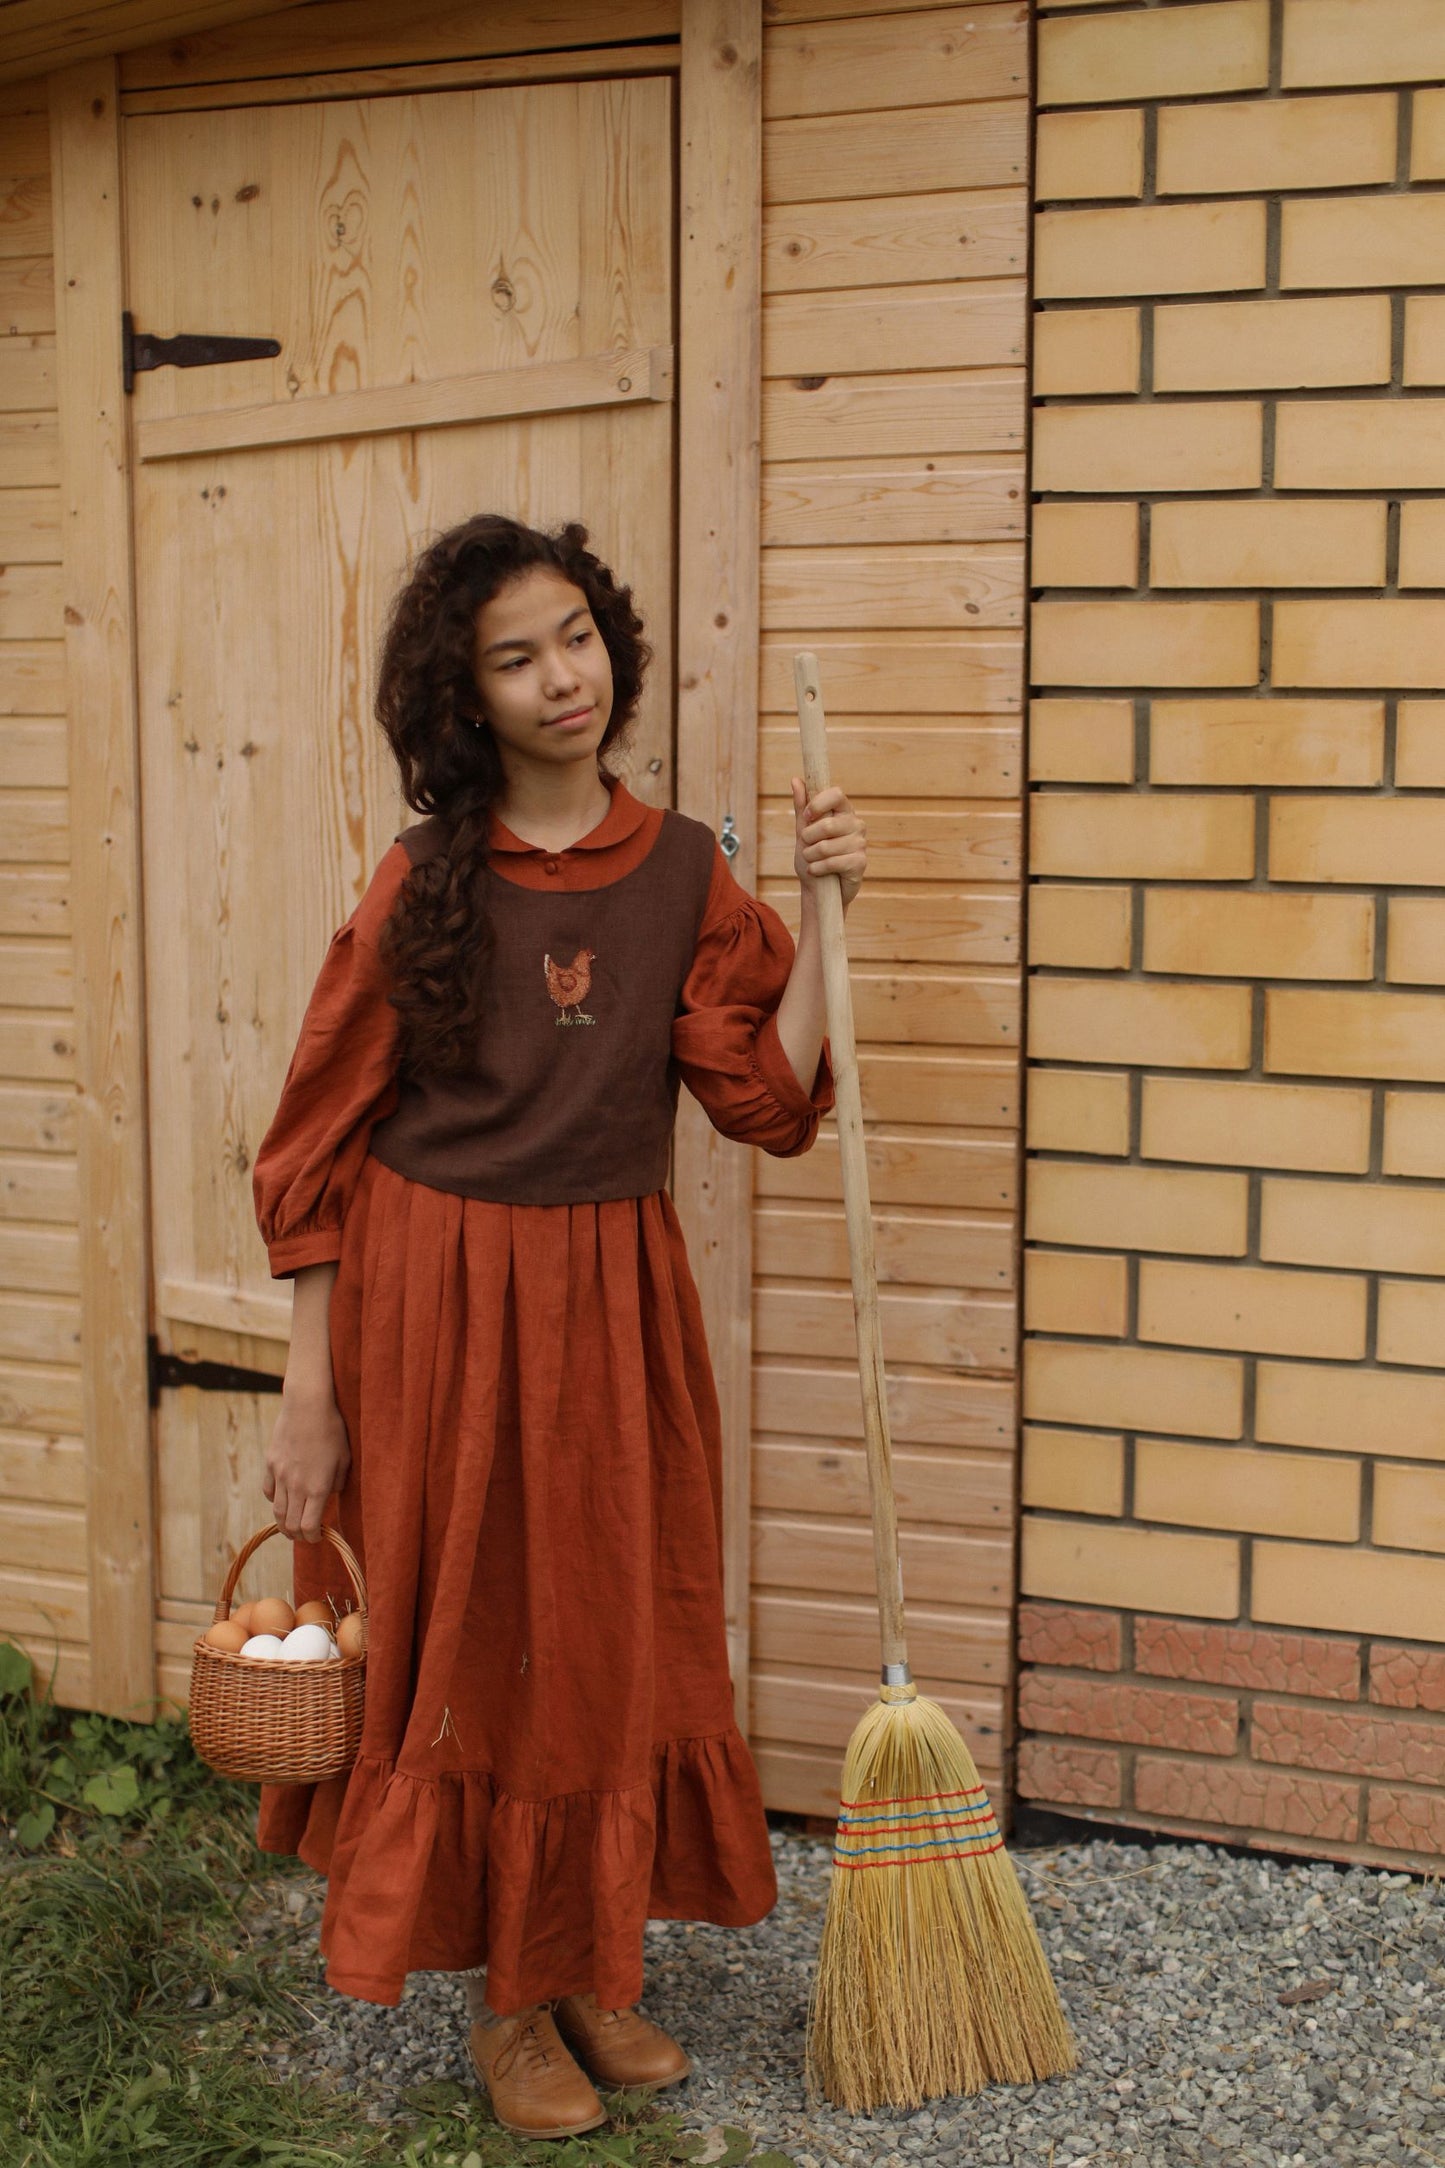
[{"xmin": 255, "ymin": 1151, "xmax": 777, "ymax": 2011}]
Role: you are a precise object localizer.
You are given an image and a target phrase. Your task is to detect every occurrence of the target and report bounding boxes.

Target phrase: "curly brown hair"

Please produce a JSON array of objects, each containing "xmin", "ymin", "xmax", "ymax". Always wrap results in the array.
[{"xmin": 374, "ymin": 513, "xmax": 650, "ymax": 1077}]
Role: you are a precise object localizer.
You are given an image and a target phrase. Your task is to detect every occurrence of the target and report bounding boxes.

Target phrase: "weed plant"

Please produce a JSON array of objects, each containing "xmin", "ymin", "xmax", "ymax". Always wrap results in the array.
[{"xmin": 0, "ymin": 1643, "xmax": 795, "ymax": 2168}]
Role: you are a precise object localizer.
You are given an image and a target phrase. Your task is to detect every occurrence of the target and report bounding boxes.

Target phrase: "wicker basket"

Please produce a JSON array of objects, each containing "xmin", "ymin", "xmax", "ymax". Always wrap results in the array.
[{"xmin": 188, "ymin": 1522, "xmax": 367, "ymax": 1784}]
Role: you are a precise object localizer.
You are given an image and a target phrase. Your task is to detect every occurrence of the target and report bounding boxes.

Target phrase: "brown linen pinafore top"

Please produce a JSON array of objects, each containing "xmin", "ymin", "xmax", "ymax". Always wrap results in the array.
[{"xmin": 251, "ymin": 778, "xmax": 833, "ymax": 2014}]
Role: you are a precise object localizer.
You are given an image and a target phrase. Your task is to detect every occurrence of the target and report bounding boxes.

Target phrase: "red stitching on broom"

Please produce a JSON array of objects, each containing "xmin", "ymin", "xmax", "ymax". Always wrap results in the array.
[
  {"xmin": 832, "ymin": 1838, "xmax": 1008, "ymax": 1870},
  {"xmin": 837, "ymin": 1812, "xmax": 998, "ymax": 1842},
  {"xmin": 839, "ymin": 1784, "xmax": 992, "ymax": 1811}
]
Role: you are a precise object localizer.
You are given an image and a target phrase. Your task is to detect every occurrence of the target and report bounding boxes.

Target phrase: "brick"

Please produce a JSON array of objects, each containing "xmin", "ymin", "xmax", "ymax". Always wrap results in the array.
[
  {"xmin": 1283, "ymin": 195, "xmax": 1445, "ymax": 291},
  {"xmin": 1261, "ymin": 1176, "xmax": 1445, "ymax": 1280},
  {"xmin": 1283, "ymin": 0, "xmax": 1445, "ymax": 89},
  {"xmin": 1032, "ymin": 791, "xmax": 1255, "ymax": 881},
  {"xmin": 1143, "ymin": 890, "xmax": 1375, "ymax": 982},
  {"xmin": 1386, "ymin": 899, "xmax": 1445, "ymax": 985},
  {"xmin": 1025, "ymin": 1065, "xmax": 1131, "ymax": 1157},
  {"xmin": 1366, "ymin": 1785, "xmax": 1445, "ymax": 1858},
  {"xmin": 1023, "ymin": 1338, "xmax": 1245, "ymax": 1438},
  {"xmin": 1276, "ymin": 402, "xmax": 1445, "ymax": 489},
  {"xmin": 1382, "ymin": 1090, "xmax": 1445, "ymax": 1178},
  {"xmin": 1254, "ymin": 1700, "xmax": 1445, "ymax": 1787},
  {"xmin": 1266, "ymin": 987, "xmax": 1445, "ymax": 1084},
  {"xmin": 1028, "ymin": 697, "xmax": 1135, "ymax": 784},
  {"xmin": 1256, "ymin": 1359, "xmax": 1445, "ymax": 1462},
  {"xmin": 1029, "ymin": 977, "xmax": 1252, "ymax": 1071},
  {"xmin": 1019, "ymin": 1673, "xmax": 1239, "ymax": 1756},
  {"xmin": 1154, "ymin": 295, "xmax": 1391, "ymax": 393},
  {"xmin": 1270, "ymin": 797, "xmax": 1445, "ymax": 886},
  {"xmin": 1377, "ymin": 1279, "xmax": 1445, "ymax": 1368},
  {"xmin": 1021, "ymin": 1417, "xmax": 1126, "ymax": 1510},
  {"xmin": 1027, "ymin": 1160, "xmax": 1250, "ymax": 1258},
  {"xmin": 1371, "ymin": 1643, "xmax": 1445, "ymax": 1713},
  {"xmin": 1156, "ymin": 90, "xmax": 1396, "ymax": 195},
  {"xmin": 1136, "ymin": 1260, "xmax": 1368, "ymax": 1363},
  {"xmin": 1150, "ymin": 699, "xmax": 1384, "ymax": 788},
  {"xmin": 1031, "ymin": 500, "xmax": 1138, "ymax": 588},
  {"xmin": 1134, "ymin": 1435, "xmax": 1361, "ymax": 1541},
  {"xmin": 1396, "ymin": 501, "xmax": 1445, "ymax": 589},
  {"xmin": 1039, "ymin": 2, "xmax": 1269, "ymax": 107},
  {"xmin": 1022, "ymin": 1513, "xmax": 1242, "ymax": 1619},
  {"xmin": 1016, "ymin": 1736, "xmax": 1122, "ymax": 1810},
  {"xmin": 1018, "ymin": 1599, "xmax": 1123, "ymax": 1673},
  {"xmin": 1034, "ymin": 403, "xmax": 1262, "ymax": 494},
  {"xmin": 1274, "ymin": 600, "xmax": 1445, "ymax": 690},
  {"xmin": 1032, "ymin": 600, "xmax": 1260, "ymax": 689},
  {"xmin": 1035, "ymin": 201, "xmax": 1266, "ymax": 302},
  {"xmin": 1136, "ymin": 1616, "xmax": 1361, "ymax": 1699},
  {"xmin": 1134, "ymin": 1754, "xmax": 1359, "ymax": 1843},
  {"xmin": 1373, "ymin": 1461, "xmax": 1445, "ymax": 1555},
  {"xmin": 1402, "ymin": 296, "xmax": 1445, "ymax": 386},
  {"xmin": 1028, "ymin": 883, "xmax": 1132, "ymax": 970},
  {"xmin": 1412, "ymin": 87, "xmax": 1445, "ymax": 180},
  {"xmin": 1034, "ymin": 107, "xmax": 1144, "ymax": 202},
  {"xmin": 1023, "ymin": 1252, "xmax": 1129, "ymax": 1342},
  {"xmin": 1033, "ymin": 307, "xmax": 1140, "ymax": 397},
  {"xmin": 1140, "ymin": 1076, "xmax": 1372, "ymax": 1175},
  {"xmin": 1256, "ymin": 1540, "xmax": 1445, "ymax": 1642},
  {"xmin": 1394, "ymin": 700, "xmax": 1445, "ymax": 787},
  {"xmin": 1149, "ymin": 499, "xmax": 1386, "ymax": 590}
]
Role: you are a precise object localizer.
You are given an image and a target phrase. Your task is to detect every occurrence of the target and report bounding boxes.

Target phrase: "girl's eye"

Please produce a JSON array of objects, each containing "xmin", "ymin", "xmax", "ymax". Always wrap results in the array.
[
  {"xmin": 500, "ymin": 656, "xmax": 528, "ymax": 671},
  {"xmin": 569, "ymin": 629, "xmax": 591, "ymax": 647}
]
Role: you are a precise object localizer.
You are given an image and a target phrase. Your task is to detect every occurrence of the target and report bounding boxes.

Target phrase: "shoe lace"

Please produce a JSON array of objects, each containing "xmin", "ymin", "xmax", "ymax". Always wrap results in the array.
[{"xmin": 493, "ymin": 2007, "xmax": 561, "ymax": 2081}]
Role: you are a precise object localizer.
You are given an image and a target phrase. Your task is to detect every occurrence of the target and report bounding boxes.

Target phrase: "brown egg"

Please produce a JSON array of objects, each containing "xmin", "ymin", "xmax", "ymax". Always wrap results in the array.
[
  {"xmin": 335, "ymin": 1611, "xmax": 367, "ymax": 1660},
  {"xmin": 249, "ymin": 1597, "xmax": 296, "ymax": 1638},
  {"xmin": 230, "ymin": 1601, "xmax": 255, "ymax": 1634},
  {"xmin": 203, "ymin": 1619, "xmax": 250, "ymax": 1654},
  {"xmin": 295, "ymin": 1599, "xmax": 333, "ymax": 1630}
]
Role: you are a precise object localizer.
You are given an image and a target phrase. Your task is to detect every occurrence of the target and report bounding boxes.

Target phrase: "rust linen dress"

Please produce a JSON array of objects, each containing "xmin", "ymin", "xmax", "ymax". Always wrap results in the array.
[{"xmin": 251, "ymin": 778, "xmax": 832, "ymax": 2014}]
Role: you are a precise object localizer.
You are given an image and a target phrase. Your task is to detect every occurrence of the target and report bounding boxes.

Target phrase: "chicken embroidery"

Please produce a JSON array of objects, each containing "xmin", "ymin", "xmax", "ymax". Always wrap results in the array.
[{"xmin": 544, "ymin": 946, "xmax": 597, "ymax": 1027}]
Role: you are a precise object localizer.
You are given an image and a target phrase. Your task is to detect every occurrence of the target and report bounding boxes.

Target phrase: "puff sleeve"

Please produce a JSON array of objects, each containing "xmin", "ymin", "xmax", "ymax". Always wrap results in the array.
[
  {"xmin": 672, "ymin": 846, "xmax": 835, "ymax": 1157},
  {"xmin": 252, "ymin": 843, "xmax": 410, "ymax": 1279}
]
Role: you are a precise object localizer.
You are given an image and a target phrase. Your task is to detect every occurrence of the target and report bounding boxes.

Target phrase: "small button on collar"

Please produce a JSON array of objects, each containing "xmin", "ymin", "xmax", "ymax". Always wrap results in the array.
[{"xmin": 543, "ymin": 856, "xmax": 560, "ymax": 875}]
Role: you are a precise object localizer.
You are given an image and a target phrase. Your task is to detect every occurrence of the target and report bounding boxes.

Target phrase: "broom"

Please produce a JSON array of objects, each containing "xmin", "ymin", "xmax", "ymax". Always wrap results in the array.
[{"xmin": 793, "ymin": 650, "xmax": 1077, "ymax": 2113}]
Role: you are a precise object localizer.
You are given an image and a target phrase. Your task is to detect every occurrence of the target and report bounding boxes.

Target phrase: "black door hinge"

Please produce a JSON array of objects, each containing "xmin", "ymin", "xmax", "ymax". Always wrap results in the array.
[
  {"xmin": 147, "ymin": 1333, "xmax": 284, "ymax": 1409},
  {"xmin": 122, "ymin": 309, "xmax": 281, "ymax": 395}
]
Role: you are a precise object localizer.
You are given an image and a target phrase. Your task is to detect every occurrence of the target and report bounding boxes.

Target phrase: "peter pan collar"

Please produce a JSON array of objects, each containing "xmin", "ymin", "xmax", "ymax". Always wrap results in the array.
[{"xmin": 490, "ymin": 772, "xmax": 649, "ymax": 855}]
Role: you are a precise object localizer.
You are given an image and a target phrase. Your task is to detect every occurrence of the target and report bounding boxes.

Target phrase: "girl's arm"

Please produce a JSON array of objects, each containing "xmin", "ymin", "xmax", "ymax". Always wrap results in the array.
[
  {"xmin": 263, "ymin": 1260, "xmax": 351, "ymax": 1543},
  {"xmin": 774, "ymin": 780, "xmax": 868, "ymax": 1096}
]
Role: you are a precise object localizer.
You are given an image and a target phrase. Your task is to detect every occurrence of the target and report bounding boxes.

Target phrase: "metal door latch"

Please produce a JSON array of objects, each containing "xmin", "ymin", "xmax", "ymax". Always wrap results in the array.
[
  {"xmin": 719, "ymin": 813, "xmax": 741, "ymax": 861},
  {"xmin": 122, "ymin": 310, "xmax": 281, "ymax": 394}
]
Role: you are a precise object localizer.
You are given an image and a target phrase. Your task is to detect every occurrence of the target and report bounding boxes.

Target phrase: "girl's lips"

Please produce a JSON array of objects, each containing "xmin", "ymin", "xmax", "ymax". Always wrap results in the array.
[{"xmin": 543, "ymin": 706, "xmax": 594, "ymax": 733}]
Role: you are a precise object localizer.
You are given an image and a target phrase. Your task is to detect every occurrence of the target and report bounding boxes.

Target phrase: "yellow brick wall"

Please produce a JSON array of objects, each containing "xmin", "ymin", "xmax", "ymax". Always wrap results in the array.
[{"xmin": 1023, "ymin": 0, "xmax": 1445, "ymax": 1868}]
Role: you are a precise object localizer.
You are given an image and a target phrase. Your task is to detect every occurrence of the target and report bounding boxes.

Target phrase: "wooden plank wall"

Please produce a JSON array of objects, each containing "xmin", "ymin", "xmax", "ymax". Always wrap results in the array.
[
  {"xmin": 0, "ymin": 78, "xmax": 90, "ymax": 1702},
  {"xmin": 1023, "ymin": 0, "xmax": 1445, "ymax": 1872},
  {"xmin": 750, "ymin": 0, "xmax": 1031, "ymax": 1819}
]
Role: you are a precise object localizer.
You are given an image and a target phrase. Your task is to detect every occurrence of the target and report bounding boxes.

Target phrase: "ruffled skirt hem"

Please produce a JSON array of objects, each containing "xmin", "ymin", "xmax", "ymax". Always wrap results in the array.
[{"xmin": 256, "ymin": 1724, "xmax": 777, "ymax": 2012}]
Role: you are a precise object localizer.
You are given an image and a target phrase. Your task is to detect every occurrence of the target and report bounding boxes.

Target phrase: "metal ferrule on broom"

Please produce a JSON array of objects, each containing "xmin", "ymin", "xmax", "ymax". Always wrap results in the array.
[{"xmin": 793, "ymin": 650, "xmax": 1078, "ymax": 2115}]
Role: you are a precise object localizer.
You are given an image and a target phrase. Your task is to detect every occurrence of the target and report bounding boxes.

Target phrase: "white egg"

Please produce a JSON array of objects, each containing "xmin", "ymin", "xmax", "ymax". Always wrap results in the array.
[
  {"xmin": 324, "ymin": 1640, "xmax": 342, "ymax": 1660},
  {"xmin": 279, "ymin": 1622, "xmax": 335, "ymax": 1663},
  {"xmin": 240, "ymin": 1633, "xmax": 286, "ymax": 1659}
]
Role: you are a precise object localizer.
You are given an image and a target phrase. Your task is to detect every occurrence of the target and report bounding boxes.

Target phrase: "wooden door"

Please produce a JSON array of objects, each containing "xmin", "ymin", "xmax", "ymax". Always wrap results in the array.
[{"xmin": 121, "ymin": 79, "xmax": 674, "ymax": 1660}]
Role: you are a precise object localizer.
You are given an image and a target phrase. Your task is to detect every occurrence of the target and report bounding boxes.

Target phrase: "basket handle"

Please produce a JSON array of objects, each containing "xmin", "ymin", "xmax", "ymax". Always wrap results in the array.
[{"xmin": 213, "ymin": 1522, "xmax": 368, "ymax": 1626}]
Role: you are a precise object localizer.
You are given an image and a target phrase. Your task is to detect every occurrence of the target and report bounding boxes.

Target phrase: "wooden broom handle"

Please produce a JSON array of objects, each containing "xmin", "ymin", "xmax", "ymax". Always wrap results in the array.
[{"xmin": 794, "ymin": 651, "xmax": 909, "ymax": 1677}]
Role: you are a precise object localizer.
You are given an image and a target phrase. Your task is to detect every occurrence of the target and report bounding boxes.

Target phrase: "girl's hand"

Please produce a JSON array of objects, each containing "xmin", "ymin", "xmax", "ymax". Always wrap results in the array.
[
  {"xmin": 263, "ymin": 1387, "xmax": 351, "ymax": 1543},
  {"xmin": 791, "ymin": 779, "xmax": 867, "ymax": 910}
]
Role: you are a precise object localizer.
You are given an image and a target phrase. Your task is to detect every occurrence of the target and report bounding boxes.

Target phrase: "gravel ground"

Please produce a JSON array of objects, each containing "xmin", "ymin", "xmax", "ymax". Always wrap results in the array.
[{"xmin": 257, "ymin": 1826, "xmax": 1445, "ymax": 2165}]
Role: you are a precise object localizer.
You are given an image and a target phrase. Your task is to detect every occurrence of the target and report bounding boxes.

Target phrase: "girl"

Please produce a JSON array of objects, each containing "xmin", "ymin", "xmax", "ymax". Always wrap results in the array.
[{"xmin": 252, "ymin": 514, "xmax": 867, "ymax": 2142}]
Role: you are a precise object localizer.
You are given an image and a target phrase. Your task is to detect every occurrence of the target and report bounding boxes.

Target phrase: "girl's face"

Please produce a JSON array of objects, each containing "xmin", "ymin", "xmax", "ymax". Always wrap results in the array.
[{"xmin": 471, "ymin": 566, "xmax": 614, "ymax": 773}]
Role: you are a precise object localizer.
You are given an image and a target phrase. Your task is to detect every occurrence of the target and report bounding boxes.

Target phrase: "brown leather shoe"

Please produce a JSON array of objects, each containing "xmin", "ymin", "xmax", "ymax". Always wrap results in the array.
[
  {"xmin": 553, "ymin": 1990, "xmax": 692, "ymax": 2090},
  {"xmin": 468, "ymin": 2003, "xmax": 607, "ymax": 2139}
]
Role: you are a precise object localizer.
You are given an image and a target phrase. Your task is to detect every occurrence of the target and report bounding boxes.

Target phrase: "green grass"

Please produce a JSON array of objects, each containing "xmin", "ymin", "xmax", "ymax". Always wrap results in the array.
[{"xmin": 0, "ymin": 1643, "xmax": 797, "ymax": 2168}]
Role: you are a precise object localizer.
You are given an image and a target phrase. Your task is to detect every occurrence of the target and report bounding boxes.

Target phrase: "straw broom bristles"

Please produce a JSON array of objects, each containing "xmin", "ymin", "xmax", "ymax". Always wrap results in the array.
[
  {"xmin": 804, "ymin": 1685, "xmax": 1077, "ymax": 2112},
  {"xmin": 793, "ymin": 648, "xmax": 1077, "ymax": 2115}
]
